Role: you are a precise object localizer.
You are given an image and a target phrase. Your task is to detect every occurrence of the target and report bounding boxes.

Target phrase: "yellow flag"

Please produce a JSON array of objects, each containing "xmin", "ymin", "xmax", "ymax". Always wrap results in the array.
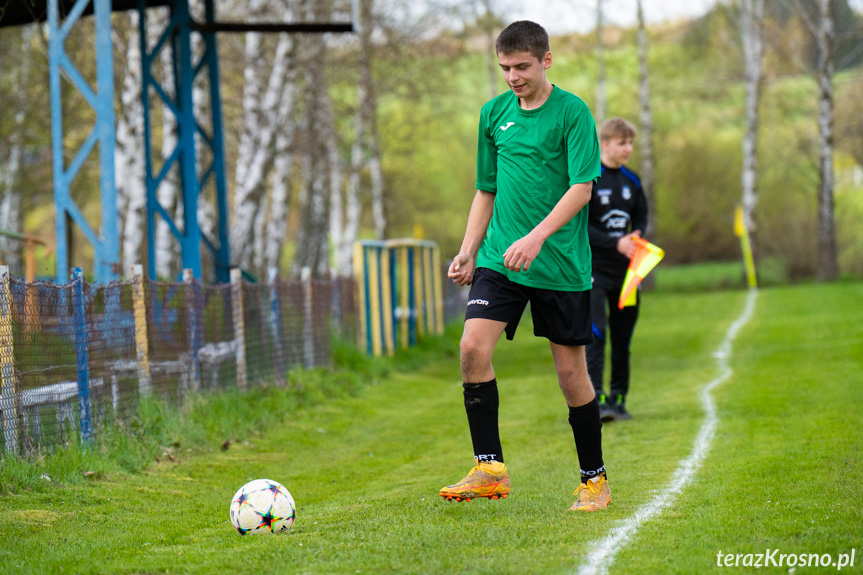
[
  {"xmin": 618, "ymin": 237, "xmax": 665, "ymax": 309},
  {"xmin": 734, "ymin": 205, "xmax": 745, "ymax": 237},
  {"xmin": 735, "ymin": 205, "xmax": 758, "ymax": 288}
]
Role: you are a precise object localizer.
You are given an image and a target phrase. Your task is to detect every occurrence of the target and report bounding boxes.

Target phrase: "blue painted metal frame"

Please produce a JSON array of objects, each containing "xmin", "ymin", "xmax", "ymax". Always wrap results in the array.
[
  {"xmin": 138, "ymin": 0, "xmax": 230, "ymax": 283},
  {"xmin": 204, "ymin": 0, "xmax": 231, "ymax": 283},
  {"xmin": 407, "ymin": 247, "xmax": 416, "ymax": 346},
  {"xmin": 389, "ymin": 248, "xmax": 398, "ymax": 347},
  {"xmin": 47, "ymin": 0, "xmax": 354, "ymax": 285},
  {"xmin": 71, "ymin": 267, "xmax": 93, "ymax": 443},
  {"xmin": 50, "ymin": 0, "xmax": 119, "ymax": 284}
]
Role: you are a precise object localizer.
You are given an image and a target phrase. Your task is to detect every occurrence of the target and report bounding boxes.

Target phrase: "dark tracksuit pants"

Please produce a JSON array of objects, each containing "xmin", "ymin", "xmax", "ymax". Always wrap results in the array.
[{"xmin": 586, "ymin": 277, "xmax": 639, "ymax": 400}]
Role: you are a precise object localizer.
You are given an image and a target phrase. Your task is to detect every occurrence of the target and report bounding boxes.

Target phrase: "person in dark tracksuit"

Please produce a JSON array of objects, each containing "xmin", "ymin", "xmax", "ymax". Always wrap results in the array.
[{"xmin": 587, "ymin": 117, "xmax": 648, "ymax": 422}]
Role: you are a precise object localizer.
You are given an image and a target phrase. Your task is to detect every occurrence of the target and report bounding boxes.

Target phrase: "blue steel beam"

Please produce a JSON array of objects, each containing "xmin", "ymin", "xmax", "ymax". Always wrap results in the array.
[
  {"xmin": 138, "ymin": 0, "xmax": 229, "ymax": 282},
  {"xmin": 50, "ymin": 0, "xmax": 119, "ymax": 284},
  {"xmin": 203, "ymin": 0, "xmax": 231, "ymax": 283},
  {"xmin": 174, "ymin": 0, "xmax": 203, "ymax": 279}
]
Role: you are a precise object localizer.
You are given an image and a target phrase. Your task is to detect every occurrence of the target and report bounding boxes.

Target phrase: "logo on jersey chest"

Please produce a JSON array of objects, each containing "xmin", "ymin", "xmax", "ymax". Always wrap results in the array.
[
  {"xmin": 597, "ymin": 188, "xmax": 612, "ymax": 205},
  {"xmin": 622, "ymin": 186, "xmax": 632, "ymax": 200},
  {"xmin": 601, "ymin": 209, "xmax": 631, "ymax": 231}
]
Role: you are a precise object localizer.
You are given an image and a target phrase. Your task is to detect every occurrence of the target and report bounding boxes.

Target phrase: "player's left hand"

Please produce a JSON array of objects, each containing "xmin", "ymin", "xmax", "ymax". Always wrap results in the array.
[{"xmin": 503, "ymin": 233, "xmax": 544, "ymax": 272}]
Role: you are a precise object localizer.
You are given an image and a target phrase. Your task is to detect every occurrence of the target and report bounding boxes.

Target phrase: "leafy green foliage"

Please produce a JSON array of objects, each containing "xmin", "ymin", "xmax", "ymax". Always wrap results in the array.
[
  {"xmin": 2, "ymin": 4, "xmax": 862, "ymax": 278},
  {"xmin": 371, "ymin": 11, "xmax": 863, "ymax": 274}
]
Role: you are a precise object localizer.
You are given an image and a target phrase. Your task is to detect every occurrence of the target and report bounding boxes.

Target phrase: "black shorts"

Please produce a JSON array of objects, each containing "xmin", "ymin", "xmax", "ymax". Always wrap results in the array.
[{"xmin": 464, "ymin": 268, "xmax": 593, "ymax": 346}]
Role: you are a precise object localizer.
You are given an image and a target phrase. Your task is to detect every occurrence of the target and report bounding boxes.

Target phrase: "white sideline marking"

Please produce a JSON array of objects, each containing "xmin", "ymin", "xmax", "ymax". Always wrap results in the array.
[{"xmin": 576, "ymin": 289, "xmax": 758, "ymax": 575}]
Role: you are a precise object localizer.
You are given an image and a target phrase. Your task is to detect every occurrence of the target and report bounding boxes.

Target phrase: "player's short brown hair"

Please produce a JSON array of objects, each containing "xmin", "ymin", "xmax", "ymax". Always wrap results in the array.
[
  {"xmin": 599, "ymin": 117, "xmax": 637, "ymax": 142},
  {"xmin": 496, "ymin": 21, "xmax": 550, "ymax": 61}
]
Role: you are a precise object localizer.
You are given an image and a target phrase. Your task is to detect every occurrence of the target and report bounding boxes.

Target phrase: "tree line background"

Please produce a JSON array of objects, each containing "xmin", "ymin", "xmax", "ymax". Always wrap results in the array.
[{"xmin": 0, "ymin": 0, "xmax": 861, "ymax": 284}]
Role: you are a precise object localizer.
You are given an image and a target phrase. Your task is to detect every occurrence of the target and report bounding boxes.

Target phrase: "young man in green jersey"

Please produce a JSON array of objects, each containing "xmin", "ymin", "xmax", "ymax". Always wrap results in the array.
[{"xmin": 440, "ymin": 20, "xmax": 609, "ymax": 512}]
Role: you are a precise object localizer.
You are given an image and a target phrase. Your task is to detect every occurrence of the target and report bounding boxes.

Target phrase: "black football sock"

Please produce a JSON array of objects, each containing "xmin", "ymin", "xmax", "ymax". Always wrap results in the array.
[
  {"xmin": 568, "ymin": 398, "xmax": 606, "ymax": 484},
  {"xmin": 463, "ymin": 379, "xmax": 504, "ymax": 464}
]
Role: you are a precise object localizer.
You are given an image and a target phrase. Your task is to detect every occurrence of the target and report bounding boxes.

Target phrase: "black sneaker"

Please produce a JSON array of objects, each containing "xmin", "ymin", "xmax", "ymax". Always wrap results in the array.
[
  {"xmin": 598, "ymin": 397, "xmax": 616, "ymax": 422},
  {"xmin": 612, "ymin": 394, "xmax": 631, "ymax": 420}
]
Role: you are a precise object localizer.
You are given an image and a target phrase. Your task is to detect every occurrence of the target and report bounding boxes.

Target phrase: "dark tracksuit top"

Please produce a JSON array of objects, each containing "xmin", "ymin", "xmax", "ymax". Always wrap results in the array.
[
  {"xmin": 586, "ymin": 163, "xmax": 648, "ymax": 399},
  {"xmin": 588, "ymin": 164, "xmax": 648, "ymax": 286}
]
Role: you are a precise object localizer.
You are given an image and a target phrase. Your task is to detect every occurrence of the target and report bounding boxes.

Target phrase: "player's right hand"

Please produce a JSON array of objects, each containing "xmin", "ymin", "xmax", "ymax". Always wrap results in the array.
[
  {"xmin": 617, "ymin": 231, "xmax": 641, "ymax": 259},
  {"xmin": 448, "ymin": 253, "xmax": 475, "ymax": 286}
]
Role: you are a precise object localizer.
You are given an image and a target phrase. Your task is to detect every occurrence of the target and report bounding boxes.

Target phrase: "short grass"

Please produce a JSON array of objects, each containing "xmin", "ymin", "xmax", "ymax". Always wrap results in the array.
[
  {"xmin": 652, "ymin": 258, "xmax": 792, "ymax": 292},
  {"xmin": 1, "ymin": 283, "xmax": 861, "ymax": 574}
]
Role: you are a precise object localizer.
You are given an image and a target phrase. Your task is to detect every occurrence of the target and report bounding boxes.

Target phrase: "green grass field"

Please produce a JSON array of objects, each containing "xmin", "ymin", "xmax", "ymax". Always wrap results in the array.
[{"xmin": 1, "ymin": 282, "xmax": 861, "ymax": 574}]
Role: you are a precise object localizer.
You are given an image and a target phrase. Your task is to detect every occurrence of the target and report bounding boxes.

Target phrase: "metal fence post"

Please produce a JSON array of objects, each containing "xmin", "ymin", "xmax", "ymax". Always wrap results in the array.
[
  {"xmin": 130, "ymin": 265, "xmax": 151, "ymax": 397},
  {"xmin": 230, "ymin": 268, "xmax": 247, "ymax": 390},
  {"xmin": 432, "ymin": 243, "xmax": 444, "ymax": 335},
  {"xmin": 0, "ymin": 266, "xmax": 20, "ymax": 455},
  {"xmin": 301, "ymin": 267, "xmax": 315, "ymax": 368},
  {"xmin": 353, "ymin": 242, "xmax": 367, "ymax": 352},
  {"xmin": 182, "ymin": 269, "xmax": 200, "ymax": 392},
  {"xmin": 267, "ymin": 268, "xmax": 285, "ymax": 387},
  {"xmin": 71, "ymin": 267, "xmax": 92, "ymax": 444},
  {"xmin": 396, "ymin": 245, "xmax": 410, "ymax": 349}
]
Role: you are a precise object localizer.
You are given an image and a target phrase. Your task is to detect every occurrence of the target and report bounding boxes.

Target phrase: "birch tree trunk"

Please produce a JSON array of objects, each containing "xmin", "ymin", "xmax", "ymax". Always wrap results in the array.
[
  {"xmin": 595, "ymin": 0, "xmax": 606, "ymax": 125},
  {"xmin": 154, "ymin": 7, "xmax": 180, "ymax": 279},
  {"xmin": 636, "ymin": 0, "xmax": 656, "ymax": 239},
  {"xmin": 339, "ymin": 105, "xmax": 363, "ymax": 277},
  {"xmin": 740, "ymin": 0, "xmax": 764, "ymax": 269},
  {"xmin": 0, "ymin": 27, "xmax": 34, "ymax": 272},
  {"xmin": 263, "ymin": 38, "xmax": 300, "ymax": 271},
  {"xmin": 481, "ymin": 0, "xmax": 498, "ymax": 101},
  {"xmin": 815, "ymin": 0, "xmax": 838, "ymax": 281},
  {"xmin": 231, "ymin": 0, "xmax": 297, "ymax": 272},
  {"xmin": 324, "ymin": 86, "xmax": 347, "ymax": 276},
  {"xmin": 358, "ymin": 0, "xmax": 387, "ymax": 239},
  {"xmin": 291, "ymin": 33, "xmax": 330, "ymax": 279},
  {"xmin": 116, "ymin": 13, "xmax": 147, "ymax": 272}
]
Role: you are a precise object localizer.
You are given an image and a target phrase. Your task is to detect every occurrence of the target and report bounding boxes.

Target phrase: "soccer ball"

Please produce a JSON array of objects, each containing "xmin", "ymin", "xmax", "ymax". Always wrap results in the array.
[{"xmin": 229, "ymin": 479, "xmax": 296, "ymax": 535}]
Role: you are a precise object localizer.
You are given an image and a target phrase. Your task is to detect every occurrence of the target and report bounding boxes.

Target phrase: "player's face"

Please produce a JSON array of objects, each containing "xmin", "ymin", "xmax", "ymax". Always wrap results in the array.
[
  {"xmin": 498, "ymin": 50, "xmax": 552, "ymax": 102},
  {"xmin": 602, "ymin": 137, "xmax": 634, "ymax": 168}
]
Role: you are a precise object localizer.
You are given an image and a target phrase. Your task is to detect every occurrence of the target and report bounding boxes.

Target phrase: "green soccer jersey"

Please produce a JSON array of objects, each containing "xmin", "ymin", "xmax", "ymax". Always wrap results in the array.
[{"xmin": 475, "ymin": 85, "xmax": 600, "ymax": 291}]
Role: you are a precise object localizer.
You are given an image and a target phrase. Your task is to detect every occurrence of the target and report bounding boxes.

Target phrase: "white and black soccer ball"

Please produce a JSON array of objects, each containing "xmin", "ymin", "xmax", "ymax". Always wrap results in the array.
[{"xmin": 229, "ymin": 479, "xmax": 296, "ymax": 535}]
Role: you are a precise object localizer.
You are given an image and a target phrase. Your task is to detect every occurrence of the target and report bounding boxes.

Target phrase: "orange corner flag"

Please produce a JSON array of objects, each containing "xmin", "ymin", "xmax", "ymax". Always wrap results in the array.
[{"xmin": 618, "ymin": 237, "xmax": 665, "ymax": 309}]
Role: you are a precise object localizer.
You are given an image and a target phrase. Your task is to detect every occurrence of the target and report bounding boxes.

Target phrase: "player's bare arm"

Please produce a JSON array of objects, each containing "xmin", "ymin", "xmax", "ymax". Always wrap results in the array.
[
  {"xmin": 502, "ymin": 181, "xmax": 593, "ymax": 272},
  {"xmin": 449, "ymin": 190, "xmax": 495, "ymax": 286}
]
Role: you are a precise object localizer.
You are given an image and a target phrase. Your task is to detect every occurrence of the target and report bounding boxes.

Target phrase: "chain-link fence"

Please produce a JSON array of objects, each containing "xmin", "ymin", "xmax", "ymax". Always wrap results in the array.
[{"xmin": 0, "ymin": 266, "xmax": 357, "ymax": 456}]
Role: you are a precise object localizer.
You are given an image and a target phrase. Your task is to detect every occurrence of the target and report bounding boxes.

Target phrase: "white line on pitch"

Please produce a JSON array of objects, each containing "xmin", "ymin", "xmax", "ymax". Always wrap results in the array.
[{"xmin": 576, "ymin": 289, "xmax": 758, "ymax": 575}]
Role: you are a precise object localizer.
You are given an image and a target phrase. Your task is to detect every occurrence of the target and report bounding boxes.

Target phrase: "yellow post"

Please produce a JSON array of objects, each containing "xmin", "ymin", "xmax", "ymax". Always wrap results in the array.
[
  {"xmin": 367, "ymin": 245, "xmax": 383, "ymax": 356},
  {"xmin": 734, "ymin": 206, "xmax": 758, "ymax": 289},
  {"xmin": 0, "ymin": 265, "xmax": 20, "ymax": 454},
  {"xmin": 380, "ymin": 246, "xmax": 395, "ymax": 356},
  {"xmin": 412, "ymin": 246, "xmax": 425, "ymax": 339},
  {"xmin": 130, "ymin": 265, "xmax": 151, "ymax": 397},
  {"xmin": 422, "ymin": 245, "xmax": 434, "ymax": 336},
  {"xmin": 432, "ymin": 244, "xmax": 444, "ymax": 335},
  {"xmin": 353, "ymin": 241, "xmax": 367, "ymax": 352}
]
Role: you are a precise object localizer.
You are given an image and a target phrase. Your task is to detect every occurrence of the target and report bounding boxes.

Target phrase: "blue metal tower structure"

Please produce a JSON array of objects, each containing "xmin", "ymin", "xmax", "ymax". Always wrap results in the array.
[
  {"xmin": 49, "ymin": 0, "xmax": 120, "ymax": 283},
  {"xmin": 138, "ymin": 0, "xmax": 231, "ymax": 282},
  {"xmin": 4, "ymin": 0, "xmax": 356, "ymax": 284}
]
